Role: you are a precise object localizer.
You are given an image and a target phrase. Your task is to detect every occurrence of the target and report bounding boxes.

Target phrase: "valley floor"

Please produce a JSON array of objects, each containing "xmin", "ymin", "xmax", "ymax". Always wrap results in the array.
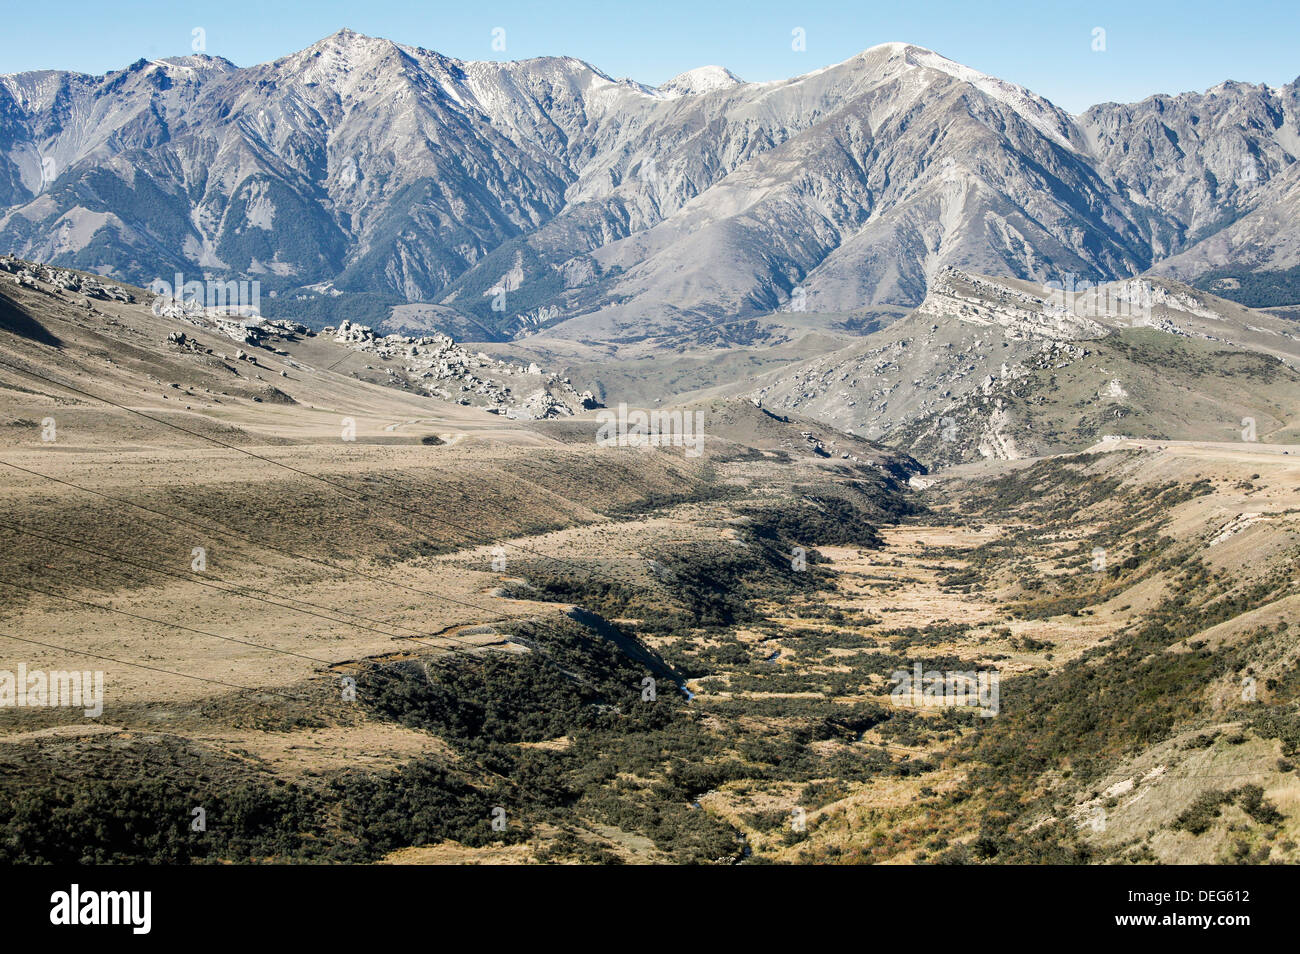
[
  {"xmin": 2, "ymin": 430, "xmax": 1297, "ymax": 863},
  {"xmin": 2, "ymin": 272, "xmax": 1298, "ymax": 863}
]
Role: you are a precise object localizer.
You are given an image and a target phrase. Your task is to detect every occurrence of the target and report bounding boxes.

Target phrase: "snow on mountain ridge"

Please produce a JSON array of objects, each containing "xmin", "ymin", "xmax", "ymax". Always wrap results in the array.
[
  {"xmin": 659, "ymin": 65, "xmax": 744, "ymax": 97},
  {"xmin": 829, "ymin": 42, "xmax": 1081, "ymax": 152},
  {"xmin": 905, "ymin": 47, "xmax": 1078, "ymax": 150},
  {"xmin": 0, "ymin": 28, "xmax": 1294, "ymax": 338}
]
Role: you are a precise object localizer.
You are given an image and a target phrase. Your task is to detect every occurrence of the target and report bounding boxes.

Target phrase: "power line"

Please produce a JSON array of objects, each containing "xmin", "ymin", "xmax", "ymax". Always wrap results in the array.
[
  {"xmin": 0, "ymin": 575, "xmax": 499, "ymax": 699},
  {"xmin": 0, "ymin": 522, "xmax": 578, "ymax": 700},
  {"xmin": 0, "ymin": 517, "xmax": 440, "ymax": 642},
  {"xmin": 0, "ymin": 458, "xmax": 577, "ymax": 667},
  {"xmin": 0, "ymin": 518, "xmax": 527, "ymax": 665},
  {"xmin": 0, "ymin": 629, "xmax": 309, "ymax": 701},
  {"xmin": 0, "ymin": 356, "xmax": 691, "ymax": 703},
  {"xmin": 0, "ymin": 357, "xmax": 631, "ymax": 580},
  {"xmin": 0, "ymin": 458, "xmax": 525, "ymax": 616},
  {"xmin": 0, "ymin": 576, "xmax": 351, "ymax": 667},
  {"xmin": 0, "ymin": 355, "xmax": 696, "ymax": 675},
  {"xmin": 0, "ymin": 625, "xmax": 529, "ymax": 797}
]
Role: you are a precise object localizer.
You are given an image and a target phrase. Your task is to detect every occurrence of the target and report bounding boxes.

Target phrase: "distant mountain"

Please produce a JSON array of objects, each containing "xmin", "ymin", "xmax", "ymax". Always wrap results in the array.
[
  {"xmin": 1081, "ymin": 81, "xmax": 1300, "ymax": 306},
  {"xmin": 0, "ymin": 31, "xmax": 1297, "ymax": 343}
]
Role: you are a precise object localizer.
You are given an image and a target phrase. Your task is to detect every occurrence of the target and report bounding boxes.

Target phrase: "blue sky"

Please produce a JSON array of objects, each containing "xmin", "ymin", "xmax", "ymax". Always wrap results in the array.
[{"xmin": 2, "ymin": 0, "xmax": 1297, "ymax": 113}]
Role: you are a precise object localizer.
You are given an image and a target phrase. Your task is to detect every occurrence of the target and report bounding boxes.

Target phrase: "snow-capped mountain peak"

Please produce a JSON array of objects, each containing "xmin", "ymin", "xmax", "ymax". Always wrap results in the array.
[
  {"xmin": 659, "ymin": 65, "xmax": 744, "ymax": 97},
  {"xmin": 825, "ymin": 42, "xmax": 1079, "ymax": 151},
  {"xmin": 0, "ymin": 31, "xmax": 1293, "ymax": 346},
  {"xmin": 901, "ymin": 46, "xmax": 1080, "ymax": 150}
]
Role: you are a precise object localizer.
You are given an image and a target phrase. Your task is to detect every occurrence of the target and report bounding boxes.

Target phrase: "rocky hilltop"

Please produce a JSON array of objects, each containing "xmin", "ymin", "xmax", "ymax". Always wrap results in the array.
[
  {"xmin": 749, "ymin": 267, "xmax": 1300, "ymax": 463},
  {"xmin": 2, "ymin": 254, "xmax": 594, "ymax": 420},
  {"xmin": 321, "ymin": 318, "xmax": 598, "ymax": 418}
]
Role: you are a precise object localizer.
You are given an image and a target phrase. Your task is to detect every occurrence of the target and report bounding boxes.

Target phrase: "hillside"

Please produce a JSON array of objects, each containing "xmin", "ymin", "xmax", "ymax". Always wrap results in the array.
[
  {"xmin": 747, "ymin": 268, "xmax": 1300, "ymax": 465},
  {"xmin": 2, "ymin": 254, "xmax": 1298, "ymax": 864}
]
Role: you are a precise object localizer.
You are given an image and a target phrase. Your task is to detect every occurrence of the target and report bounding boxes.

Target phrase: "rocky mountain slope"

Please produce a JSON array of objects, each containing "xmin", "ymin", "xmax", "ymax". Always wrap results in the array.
[
  {"xmin": 1080, "ymin": 80, "xmax": 1300, "ymax": 307},
  {"xmin": 748, "ymin": 267, "xmax": 1300, "ymax": 464},
  {"xmin": 1, "ymin": 32, "xmax": 1297, "ymax": 345},
  {"xmin": 0, "ymin": 254, "xmax": 594, "ymax": 421}
]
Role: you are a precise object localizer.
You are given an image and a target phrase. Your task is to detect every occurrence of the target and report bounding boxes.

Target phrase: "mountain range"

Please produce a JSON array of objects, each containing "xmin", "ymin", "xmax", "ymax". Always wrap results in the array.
[
  {"xmin": 1, "ymin": 30, "xmax": 1299, "ymax": 345},
  {"xmin": 5, "ymin": 29, "xmax": 1300, "ymax": 871}
]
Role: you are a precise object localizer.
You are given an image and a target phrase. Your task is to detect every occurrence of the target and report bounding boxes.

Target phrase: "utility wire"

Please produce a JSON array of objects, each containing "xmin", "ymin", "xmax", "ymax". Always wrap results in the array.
[
  {"xmin": 0, "ymin": 629, "xmax": 308, "ymax": 701},
  {"xmin": 0, "ymin": 575, "xmax": 499, "ymax": 698},
  {"xmin": 0, "ymin": 458, "xmax": 529, "ymax": 617},
  {"xmin": 0, "ymin": 518, "xmax": 454, "ymax": 643},
  {"xmin": 0, "ymin": 357, "xmax": 634, "ymax": 580}
]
